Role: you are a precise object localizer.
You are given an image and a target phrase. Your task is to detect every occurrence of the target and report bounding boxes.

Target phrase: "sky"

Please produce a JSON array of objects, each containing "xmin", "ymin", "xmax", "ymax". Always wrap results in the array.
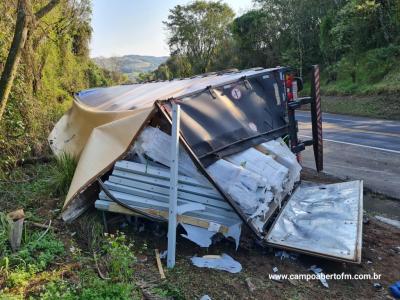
[{"xmin": 90, "ymin": 0, "xmax": 253, "ymax": 58}]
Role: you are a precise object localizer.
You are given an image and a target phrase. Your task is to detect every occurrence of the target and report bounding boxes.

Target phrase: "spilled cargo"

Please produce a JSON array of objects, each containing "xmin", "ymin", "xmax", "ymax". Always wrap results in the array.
[{"xmin": 50, "ymin": 66, "xmax": 364, "ymax": 264}]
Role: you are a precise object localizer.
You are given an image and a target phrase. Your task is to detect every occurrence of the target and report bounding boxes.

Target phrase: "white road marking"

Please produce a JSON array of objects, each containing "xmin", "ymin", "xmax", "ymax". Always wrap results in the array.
[
  {"xmin": 297, "ymin": 112, "xmax": 400, "ymax": 125},
  {"xmin": 299, "ymin": 135, "xmax": 400, "ymax": 154}
]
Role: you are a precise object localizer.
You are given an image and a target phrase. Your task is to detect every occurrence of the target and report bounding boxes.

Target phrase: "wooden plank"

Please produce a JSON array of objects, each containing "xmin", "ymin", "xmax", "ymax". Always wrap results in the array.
[
  {"xmin": 95, "ymin": 200, "xmax": 229, "ymax": 234},
  {"xmin": 155, "ymin": 249, "xmax": 166, "ymax": 279}
]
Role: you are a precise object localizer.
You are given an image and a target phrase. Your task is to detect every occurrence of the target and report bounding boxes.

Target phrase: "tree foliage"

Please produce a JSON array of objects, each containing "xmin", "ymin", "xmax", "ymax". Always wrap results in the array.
[
  {"xmin": 149, "ymin": 0, "xmax": 399, "ymax": 91},
  {"xmin": 0, "ymin": 0, "xmax": 122, "ymax": 171},
  {"xmin": 163, "ymin": 0, "xmax": 235, "ymax": 74}
]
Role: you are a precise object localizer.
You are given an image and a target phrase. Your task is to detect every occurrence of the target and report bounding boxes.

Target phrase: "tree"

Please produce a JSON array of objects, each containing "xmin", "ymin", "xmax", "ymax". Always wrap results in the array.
[
  {"xmin": 0, "ymin": 0, "xmax": 61, "ymax": 122},
  {"xmin": 248, "ymin": 0, "xmax": 340, "ymax": 76},
  {"xmin": 164, "ymin": 0, "xmax": 235, "ymax": 74},
  {"xmin": 232, "ymin": 10, "xmax": 282, "ymax": 69}
]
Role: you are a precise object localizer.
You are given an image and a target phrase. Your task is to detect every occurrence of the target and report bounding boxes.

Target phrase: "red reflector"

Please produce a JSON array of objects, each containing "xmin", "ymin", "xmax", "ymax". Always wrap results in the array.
[
  {"xmin": 285, "ymin": 75, "xmax": 293, "ymax": 87},
  {"xmin": 287, "ymin": 91, "xmax": 293, "ymax": 100}
]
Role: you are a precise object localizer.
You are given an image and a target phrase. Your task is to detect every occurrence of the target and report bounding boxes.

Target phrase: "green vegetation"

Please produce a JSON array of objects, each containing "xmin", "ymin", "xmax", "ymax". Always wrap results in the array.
[
  {"xmin": 0, "ymin": 0, "xmax": 125, "ymax": 172},
  {"xmin": 318, "ymin": 95, "xmax": 400, "ymax": 120},
  {"xmin": 0, "ymin": 161, "xmax": 183, "ymax": 299},
  {"xmin": 94, "ymin": 55, "xmax": 168, "ymax": 82},
  {"xmin": 50, "ymin": 153, "xmax": 78, "ymax": 197},
  {"xmin": 144, "ymin": 0, "xmax": 399, "ymax": 102}
]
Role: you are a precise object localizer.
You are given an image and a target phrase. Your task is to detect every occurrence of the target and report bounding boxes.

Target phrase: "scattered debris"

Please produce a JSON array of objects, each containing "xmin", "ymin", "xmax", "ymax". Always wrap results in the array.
[
  {"xmin": 375, "ymin": 215, "xmax": 400, "ymax": 229},
  {"xmin": 272, "ymin": 266, "xmax": 278, "ymax": 273},
  {"xmin": 245, "ymin": 277, "xmax": 256, "ymax": 293},
  {"xmin": 191, "ymin": 254, "xmax": 242, "ymax": 273},
  {"xmin": 136, "ymin": 254, "xmax": 148, "ymax": 263},
  {"xmin": 155, "ymin": 249, "xmax": 166, "ymax": 279},
  {"xmin": 36, "ymin": 220, "xmax": 52, "ymax": 242},
  {"xmin": 27, "ymin": 220, "xmax": 58, "ymax": 232},
  {"xmin": 309, "ymin": 265, "xmax": 329, "ymax": 288},
  {"xmin": 180, "ymin": 223, "xmax": 218, "ymax": 248},
  {"xmin": 275, "ymin": 250, "xmax": 298, "ymax": 260},
  {"xmin": 159, "ymin": 250, "xmax": 167, "ymax": 259},
  {"xmin": 288, "ymin": 278, "xmax": 299, "ymax": 286},
  {"xmin": 367, "ymin": 260, "xmax": 372, "ymax": 264},
  {"xmin": 373, "ymin": 282, "xmax": 383, "ymax": 291},
  {"xmin": 180, "ymin": 222, "xmax": 242, "ymax": 249},
  {"xmin": 199, "ymin": 295, "xmax": 212, "ymax": 300}
]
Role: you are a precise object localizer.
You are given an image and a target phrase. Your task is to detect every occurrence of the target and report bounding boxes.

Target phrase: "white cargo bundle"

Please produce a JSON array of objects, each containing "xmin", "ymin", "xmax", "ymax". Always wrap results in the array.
[
  {"xmin": 133, "ymin": 126, "xmax": 301, "ymax": 232},
  {"xmin": 257, "ymin": 138, "xmax": 302, "ymax": 194},
  {"xmin": 206, "ymin": 159, "xmax": 274, "ymax": 216},
  {"xmin": 225, "ymin": 147, "xmax": 289, "ymax": 204}
]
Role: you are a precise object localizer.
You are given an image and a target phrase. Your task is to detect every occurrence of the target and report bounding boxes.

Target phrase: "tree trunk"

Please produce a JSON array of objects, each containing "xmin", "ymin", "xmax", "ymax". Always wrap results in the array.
[{"xmin": 0, "ymin": 0, "xmax": 32, "ymax": 121}]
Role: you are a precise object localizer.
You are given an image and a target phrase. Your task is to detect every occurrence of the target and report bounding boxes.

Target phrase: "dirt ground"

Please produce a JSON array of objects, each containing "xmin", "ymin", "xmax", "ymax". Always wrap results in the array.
[
  {"xmin": 82, "ymin": 168, "xmax": 400, "ymax": 300},
  {"xmin": 2, "ymin": 165, "xmax": 400, "ymax": 299}
]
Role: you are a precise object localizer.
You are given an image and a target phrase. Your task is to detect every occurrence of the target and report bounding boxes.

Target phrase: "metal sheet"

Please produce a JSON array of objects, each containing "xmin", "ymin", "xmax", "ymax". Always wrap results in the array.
[
  {"xmin": 265, "ymin": 181, "xmax": 363, "ymax": 263},
  {"xmin": 163, "ymin": 73, "xmax": 289, "ymax": 166},
  {"xmin": 75, "ymin": 68, "xmax": 284, "ymax": 111}
]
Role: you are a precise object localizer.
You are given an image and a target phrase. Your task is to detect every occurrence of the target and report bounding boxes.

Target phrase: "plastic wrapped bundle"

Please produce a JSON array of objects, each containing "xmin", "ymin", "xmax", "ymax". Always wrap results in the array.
[
  {"xmin": 225, "ymin": 148, "xmax": 289, "ymax": 197},
  {"xmin": 257, "ymin": 138, "xmax": 301, "ymax": 193},
  {"xmin": 207, "ymin": 159, "xmax": 274, "ymax": 216}
]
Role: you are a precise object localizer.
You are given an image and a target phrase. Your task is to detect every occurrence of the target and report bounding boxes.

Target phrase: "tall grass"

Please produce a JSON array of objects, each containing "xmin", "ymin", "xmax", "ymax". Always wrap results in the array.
[
  {"xmin": 50, "ymin": 153, "xmax": 78, "ymax": 197},
  {"xmin": 0, "ymin": 212, "xmax": 11, "ymax": 257}
]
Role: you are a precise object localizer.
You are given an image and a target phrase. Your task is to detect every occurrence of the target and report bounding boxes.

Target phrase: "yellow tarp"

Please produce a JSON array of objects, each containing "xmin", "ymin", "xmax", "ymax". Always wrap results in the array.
[{"xmin": 48, "ymin": 100, "xmax": 153, "ymax": 216}]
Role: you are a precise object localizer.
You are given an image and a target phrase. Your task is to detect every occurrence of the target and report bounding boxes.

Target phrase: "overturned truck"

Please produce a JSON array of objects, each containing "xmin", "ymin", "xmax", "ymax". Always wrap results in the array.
[{"xmin": 49, "ymin": 66, "xmax": 363, "ymax": 263}]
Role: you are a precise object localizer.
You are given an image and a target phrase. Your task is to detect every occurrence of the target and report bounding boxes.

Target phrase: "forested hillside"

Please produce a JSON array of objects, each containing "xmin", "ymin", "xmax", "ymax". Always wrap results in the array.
[
  {"xmin": 93, "ymin": 55, "xmax": 168, "ymax": 82},
  {"xmin": 0, "ymin": 0, "xmax": 123, "ymax": 171},
  {"xmin": 147, "ymin": 0, "xmax": 400, "ymax": 96}
]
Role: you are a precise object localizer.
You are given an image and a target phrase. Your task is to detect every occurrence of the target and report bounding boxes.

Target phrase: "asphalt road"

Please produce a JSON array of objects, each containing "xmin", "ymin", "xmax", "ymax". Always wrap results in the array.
[{"xmin": 296, "ymin": 111, "xmax": 400, "ymax": 199}]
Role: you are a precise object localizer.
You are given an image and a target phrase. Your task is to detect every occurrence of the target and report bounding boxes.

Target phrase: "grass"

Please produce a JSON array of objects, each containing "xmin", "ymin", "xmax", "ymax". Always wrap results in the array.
[
  {"xmin": 0, "ymin": 160, "xmax": 146, "ymax": 299},
  {"xmin": 50, "ymin": 153, "xmax": 78, "ymax": 197},
  {"xmin": 298, "ymin": 46, "xmax": 400, "ymax": 120},
  {"xmin": 320, "ymin": 95, "xmax": 400, "ymax": 120}
]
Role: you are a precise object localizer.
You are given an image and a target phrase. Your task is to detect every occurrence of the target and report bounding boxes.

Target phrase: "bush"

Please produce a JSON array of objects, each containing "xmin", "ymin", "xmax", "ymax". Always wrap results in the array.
[{"xmin": 101, "ymin": 232, "xmax": 136, "ymax": 282}]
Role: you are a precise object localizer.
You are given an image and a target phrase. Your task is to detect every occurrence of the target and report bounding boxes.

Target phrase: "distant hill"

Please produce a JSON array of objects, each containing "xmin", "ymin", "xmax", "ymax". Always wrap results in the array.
[{"xmin": 93, "ymin": 54, "xmax": 168, "ymax": 81}]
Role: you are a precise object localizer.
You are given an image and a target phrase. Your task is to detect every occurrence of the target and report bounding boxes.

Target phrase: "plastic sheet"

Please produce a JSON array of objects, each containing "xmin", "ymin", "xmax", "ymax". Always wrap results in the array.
[
  {"xmin": 191, "ymin": 254, "xmax": 242, "ymax": 273},
  {"xmin": 206, "ymin": 159, "xmax": 273, "ymax": 216},
  {"xmin": 134, "ymin": 126, "xmax": 208, "ymax": 184},
  {"xmin": 257, "ymin": 138, "xmax": 301, "ymax": 193},
  {"xmin": 226, "ymin": 147, "xmax": 289, "ymax": 203},
  {"xmin": 180, "ymin": 221, "xmax": 242, "ymax": 249}
]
